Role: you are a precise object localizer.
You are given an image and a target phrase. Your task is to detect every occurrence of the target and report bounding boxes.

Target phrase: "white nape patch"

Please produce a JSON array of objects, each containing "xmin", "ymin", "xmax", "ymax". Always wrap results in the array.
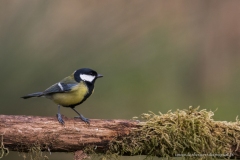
[
  {"xmin": 80, "ymin": 74, "xmax": 95, "ymax": 82},
  {"xmin": 58, "ymin": 83, "xmax": 64, "ymax": 91}
]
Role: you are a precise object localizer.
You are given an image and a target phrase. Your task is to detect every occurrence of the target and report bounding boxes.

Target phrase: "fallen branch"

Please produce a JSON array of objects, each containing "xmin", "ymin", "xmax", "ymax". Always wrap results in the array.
[
  {"xmin": 0, "ymin": 115, "xmax": 139, "ymax": 152},
  {"xmin": 0, "ymin": 107, "xmax": 240, "ymax": 159}
]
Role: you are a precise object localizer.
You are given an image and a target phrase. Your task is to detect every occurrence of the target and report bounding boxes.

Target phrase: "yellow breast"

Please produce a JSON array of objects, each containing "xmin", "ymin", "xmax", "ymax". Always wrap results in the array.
[{"xmin": 51, "ymin": 81, "xmax": 88, "ymax": 107}]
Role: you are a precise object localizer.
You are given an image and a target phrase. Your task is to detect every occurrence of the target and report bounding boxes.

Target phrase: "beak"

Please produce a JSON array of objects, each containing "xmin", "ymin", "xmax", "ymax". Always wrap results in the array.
[{"xmin": 97, "ymin": 74, "xmax": 103, "ymax": 78}]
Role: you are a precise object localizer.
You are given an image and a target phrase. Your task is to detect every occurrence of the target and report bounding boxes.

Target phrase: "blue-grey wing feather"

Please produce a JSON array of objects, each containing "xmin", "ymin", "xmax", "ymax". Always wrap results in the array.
[
  {"xmin": 66, "ymin": 83, "xmax": 78, "ymax": 89},
  {"xmin": 43, "ymin": 83, "xmax": 77, "ymax": 95}
]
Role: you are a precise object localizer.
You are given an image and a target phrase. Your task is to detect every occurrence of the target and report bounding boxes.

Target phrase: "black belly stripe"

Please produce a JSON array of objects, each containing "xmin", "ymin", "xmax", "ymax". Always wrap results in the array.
[{"xmin": 67, "ymin": 82, "xmax": 94, "ymax": 108}]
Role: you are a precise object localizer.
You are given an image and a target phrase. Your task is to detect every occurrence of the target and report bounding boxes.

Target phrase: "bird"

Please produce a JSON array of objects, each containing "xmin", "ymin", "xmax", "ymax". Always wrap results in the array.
[{"xmin": 21, "ymin": 68, "xmax": 103, "ymax": 125}]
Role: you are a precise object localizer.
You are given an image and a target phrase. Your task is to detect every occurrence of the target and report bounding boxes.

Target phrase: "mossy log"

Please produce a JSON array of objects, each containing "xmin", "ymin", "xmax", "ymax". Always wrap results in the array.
[
  {"xmin": 0, "ymin": 115, "xmax": 139, "ymax": 152},
  {"xmin": 0, "ymin": 107, "xmax": 240, "ymax": 159}
]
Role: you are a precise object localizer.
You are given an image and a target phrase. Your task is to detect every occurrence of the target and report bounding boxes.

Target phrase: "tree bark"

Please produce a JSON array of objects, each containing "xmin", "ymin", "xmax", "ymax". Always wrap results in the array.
[
  {"xmin": 0, "ymin": 114, "xmax": 240, "ymax": 159},
  {"xmin": 0, "ymin": 115, "xmax": 140, "ymax": 153}
]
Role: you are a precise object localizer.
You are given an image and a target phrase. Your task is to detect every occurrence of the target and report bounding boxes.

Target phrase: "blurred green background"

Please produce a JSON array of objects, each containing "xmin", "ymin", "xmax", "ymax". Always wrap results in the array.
[{"xmin": 1, "ymin": 1, "xmax": 240, "ymax": 159}]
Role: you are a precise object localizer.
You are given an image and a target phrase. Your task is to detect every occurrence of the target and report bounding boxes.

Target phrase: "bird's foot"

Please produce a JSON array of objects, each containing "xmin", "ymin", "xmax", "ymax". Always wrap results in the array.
[
  {"xmin": 74, "ymin": 116, "xmax": 90, "ymax": 124},
  {"xmin": 56, "ymin": 113, "xmax": 65, "ymax": 125}
]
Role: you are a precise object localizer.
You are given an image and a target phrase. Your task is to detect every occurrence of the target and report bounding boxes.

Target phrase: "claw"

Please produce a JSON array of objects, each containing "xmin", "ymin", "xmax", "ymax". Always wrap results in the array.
[
  {"xmin": 74, "ymin": 116, "xmax": 90, "ymax": 124},
  {"xmin": 71, "ymin": 108, "xmax": 90, "ymax": 124},
  {"xmin": 56, "ymin": 113, "xmax": 65, "ymax": 125}
]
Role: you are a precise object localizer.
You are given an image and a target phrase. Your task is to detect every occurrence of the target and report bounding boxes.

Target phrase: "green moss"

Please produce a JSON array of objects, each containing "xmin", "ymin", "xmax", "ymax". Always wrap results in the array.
[
  {"xmin": 109, "ymin": 106, "xmax": 240, "ymax": 159},
  {"xmin": 0, "ymin": 134, "xmax": 9, "ymax": 159},
  {"xmin": 17, "ymin": 143, "xmax": 50, "ymax": 160},
  {"xmin": 83, "ymin": 145, "xmax": 119, "ymax": 160}
]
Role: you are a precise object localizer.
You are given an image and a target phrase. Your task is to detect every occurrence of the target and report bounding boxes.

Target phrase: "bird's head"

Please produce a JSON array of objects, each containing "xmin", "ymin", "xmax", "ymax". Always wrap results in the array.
[{"xmin": 74, "ymin": 68, "xmax": 103, "ymax": 83}]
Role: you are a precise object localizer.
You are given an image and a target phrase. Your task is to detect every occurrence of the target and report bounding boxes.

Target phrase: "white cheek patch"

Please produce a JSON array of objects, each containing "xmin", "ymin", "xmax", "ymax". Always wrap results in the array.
[{"xmin": 80, "ymin": 74, "xmax": 95, "ymax": 82}]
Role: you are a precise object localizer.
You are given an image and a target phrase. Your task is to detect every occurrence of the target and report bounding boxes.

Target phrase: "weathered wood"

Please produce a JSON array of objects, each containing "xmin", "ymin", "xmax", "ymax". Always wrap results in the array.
[
  {"xmin": 74, "ymin": 150, "xmax": 88, "ymax": 160},
  {"xmin": 0, "ymin": 113, "xmax": 240, "ymax": 159},
  {"xmin": 0, "ymin": 115, "xmax": 140, "ymax": 153}
]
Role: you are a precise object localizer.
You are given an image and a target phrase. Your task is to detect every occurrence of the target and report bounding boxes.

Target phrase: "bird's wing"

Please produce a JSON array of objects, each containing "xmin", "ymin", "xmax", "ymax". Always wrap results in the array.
[{"xmin": 43, "ymin": 83, "xmax": 77, "ymax": 95}]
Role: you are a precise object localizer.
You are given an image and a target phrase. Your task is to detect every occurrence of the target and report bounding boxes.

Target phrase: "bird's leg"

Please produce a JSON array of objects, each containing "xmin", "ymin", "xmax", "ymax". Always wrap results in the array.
[
  {"xmin": 56, "ymin": 105, "xmax": 64, "ymax": 125},
  {"xmin": 71, "ymin": 108, "xmax": 90, "ymax": 124}
]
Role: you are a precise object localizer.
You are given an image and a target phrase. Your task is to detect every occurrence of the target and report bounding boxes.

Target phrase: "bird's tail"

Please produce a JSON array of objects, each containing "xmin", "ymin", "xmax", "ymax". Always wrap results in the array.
[{"xmin": 21, "ymin": 92, "xmax": 44, "ymax": 99}]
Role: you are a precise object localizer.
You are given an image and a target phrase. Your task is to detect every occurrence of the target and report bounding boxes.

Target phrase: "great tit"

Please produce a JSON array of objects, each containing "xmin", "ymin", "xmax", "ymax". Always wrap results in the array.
[{"xmin": 21, "ymin": 68, "xmax": 103, "ymax": 125}]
